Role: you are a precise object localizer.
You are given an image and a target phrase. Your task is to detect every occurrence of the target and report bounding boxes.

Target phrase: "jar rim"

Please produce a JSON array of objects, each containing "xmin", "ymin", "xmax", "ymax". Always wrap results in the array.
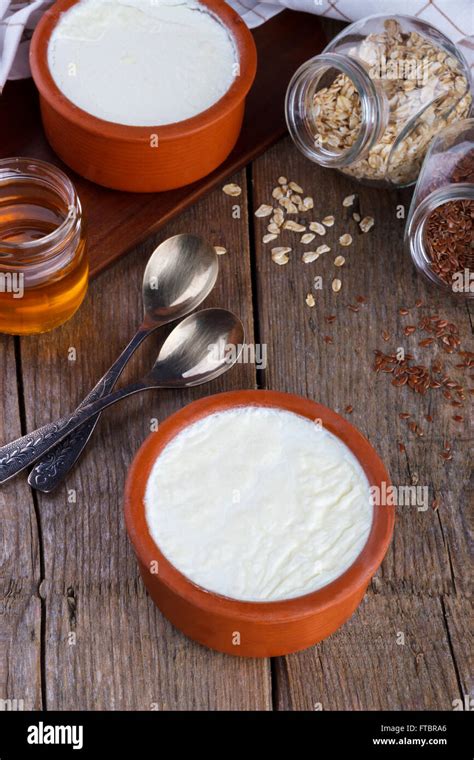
[
  {"xmin": 0, "ymin": 157, "xmax": 81, "ymax": 253},
  {"xmin": 285, "ymin": 53, "xmax": 383, "ymax": 169}
]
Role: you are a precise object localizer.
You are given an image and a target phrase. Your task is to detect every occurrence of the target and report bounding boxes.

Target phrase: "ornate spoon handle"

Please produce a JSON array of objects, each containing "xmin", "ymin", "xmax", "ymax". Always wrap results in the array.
[
  {"xmin": 27, "ymin": 328, "xmax": 151, "ymax": 493},
  {"xmin": 0, "ymin": 382, "xmax": 148, "ymax": 485}
]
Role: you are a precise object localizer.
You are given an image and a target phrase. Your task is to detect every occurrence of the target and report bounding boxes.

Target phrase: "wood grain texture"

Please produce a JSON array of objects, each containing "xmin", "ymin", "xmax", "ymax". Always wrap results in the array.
[
  {"xmin": 0, "ymin": 337, "xmax": 42, "ymax": 709},
  {"xmin": 250, "ymin": 136, "xmax": 472, "ymax": 709},
  {"xmin": 0, "ymin": 10, "xmax": 326, "ymax": 279},
  {"xmin": 442, "ymin": 595, "xmax": 473, "ymax": 701},
  {"xmin": 273, "ymin": 594, "xmax": 464, "ymax": 711},
  {"xmin": 18, "ymin": 171, "xmax": 271, "ymax": 710}
]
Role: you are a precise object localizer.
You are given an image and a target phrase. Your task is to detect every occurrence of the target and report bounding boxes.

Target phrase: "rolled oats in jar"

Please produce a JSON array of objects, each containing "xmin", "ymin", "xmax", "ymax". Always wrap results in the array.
[{"xmin": 285, "ymin": 15, "xmax": 472, "ymax": 188}]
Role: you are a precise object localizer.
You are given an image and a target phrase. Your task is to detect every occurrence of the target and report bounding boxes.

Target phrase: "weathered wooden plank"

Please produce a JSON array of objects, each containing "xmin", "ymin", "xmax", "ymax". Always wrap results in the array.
[
  {"xmin": 251, "ymin": 136, "xmax": 472, "ymax": 708},
  {"xmin": 19, "ymin": 171, "xmax": 272, "ymax": 709},
  {"xmin": 442, "ymin": 595, "xmax": 473, "ymax": 703},
  {"xmin": 0, "ymin": 337, "xmax": 42, "ymax": 710},
  {"xmin": 274, "ymin": 594, "xmax": 463, "ymax": 711}
]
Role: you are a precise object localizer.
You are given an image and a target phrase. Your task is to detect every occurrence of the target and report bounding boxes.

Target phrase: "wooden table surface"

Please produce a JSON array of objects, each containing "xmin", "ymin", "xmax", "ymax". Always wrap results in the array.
[{"xmin": 1, "ymin": 68, "xmax": 472, "ymax": 711}]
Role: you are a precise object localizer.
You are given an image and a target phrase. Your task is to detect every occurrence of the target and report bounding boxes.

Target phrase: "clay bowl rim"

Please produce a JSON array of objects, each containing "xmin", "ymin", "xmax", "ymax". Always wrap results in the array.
[
  {"xmin": 124, "ymin": 390, "xmax": 395, "ymax": 623},
  {"xmin": 29, "ymin": 0, "xmax": 257, "ymax": 142}
]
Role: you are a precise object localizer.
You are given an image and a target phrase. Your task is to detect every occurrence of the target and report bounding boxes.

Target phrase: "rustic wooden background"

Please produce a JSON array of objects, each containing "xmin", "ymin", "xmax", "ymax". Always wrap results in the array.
[{"xmin": 1, "ymin": 20, "xmax": 472, "ymax": 712}]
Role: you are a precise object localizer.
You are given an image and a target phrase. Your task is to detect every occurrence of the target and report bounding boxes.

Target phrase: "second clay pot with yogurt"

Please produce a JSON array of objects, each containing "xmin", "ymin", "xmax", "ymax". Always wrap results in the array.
[{"xmin": 30, "ymin": 0, "xmax": 257, "ymax": 191}]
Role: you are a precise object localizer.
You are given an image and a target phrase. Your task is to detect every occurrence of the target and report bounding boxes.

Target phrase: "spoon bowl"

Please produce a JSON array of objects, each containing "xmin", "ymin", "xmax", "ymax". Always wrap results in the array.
[
  {"xmin": 142, "ymin": 234, "xmax": 219, "ymax": 326},
  {"xmin": 150, "ymin": 308, "xmax": 244, "ymax": 387}
]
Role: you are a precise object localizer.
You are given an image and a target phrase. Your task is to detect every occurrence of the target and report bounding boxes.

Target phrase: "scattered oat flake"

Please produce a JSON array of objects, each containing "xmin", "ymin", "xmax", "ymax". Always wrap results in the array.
[
  {"xmin": 267, "ymin": 223, "xmax": 280, "ymax": 234},
  {"xmin": 322, "ymin": 215, "xmax": 335, "ymax": 227},
  {"xmin": 360, "ymin": 216, "xmax": 375, "ymax": 233},
  {"xmin": 262, "ymin": 233, "xmax": 278, "ymax": 244},
  {"xmin": 223, "ymin": 183, "xmax": 241, "ymax": 197},
  {"xmin": 283, "ymin": 220, "xmax": 306, "ymax": 232},
  {"xmin": 272, "ymin": 186, "xmax": 284, "ymax": 199},
  {"xmin": 352, "ymin": 212, "xmax": 361, "ymax": 222},
  {"xmin": 334, "ymin": 255, "xmax": 345, "ymax": 267},
  {"xmin": 316, "ymin": 244, "xmax": 330, "ymax": 255},
  {"xmin": 305, "ymin": 292, "xmax": 316, "ymax": 307},
  {"xmin": 272, "ymin": 251, "xmax": 290, "ymax": 265},
  {"xmin": 302, "ymin": 251, "xmax": 320, "ymax": 263},
  {"xmin": 302, "ymin": 196, "xmax": 314, "ymax": 210},
  {"xmin": 343, "ymin": 194, "xmax": 356, "ymax": 207},
  {"xmin": 289, "ymin": 181, "xmax": 304, "ymax": 194},
  {"xmin": 301, "ymin": 232, "xmax": 316, "ymax": 244},
  {"xmin": 332, "ymin": 278, "xmax": 342, "ymax": 293},
  {"xmin": 254, "ymin": 204, "xmax": 273, "ymax": 217},
  {"xmin": 309, "ymin": 221, "xmax": 326, "ymax": 235},
  {"xmin": 278, "ymin": 176, "xmax": 287, "ymax": 185},
  {"xmin": 271, "ymin": 246, "xmax": 291, "ymax": 256},
  {"xmin": 214, "ymin": 246, "xmax": 227, "ymax": 255},
  {"xmin": 339, "ymin": 233, "xmax": 353, "ymax": 246}
]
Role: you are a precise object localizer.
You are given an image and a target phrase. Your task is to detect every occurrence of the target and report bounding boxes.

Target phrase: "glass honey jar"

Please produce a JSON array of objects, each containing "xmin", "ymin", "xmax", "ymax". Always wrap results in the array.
[{"xmin": 0, "ymin": 157, "xmax": 88, "ymax": 335}]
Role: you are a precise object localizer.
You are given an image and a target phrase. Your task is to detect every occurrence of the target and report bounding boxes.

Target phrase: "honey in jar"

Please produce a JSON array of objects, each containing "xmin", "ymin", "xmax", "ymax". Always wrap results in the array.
[{"xmin": 0, "ymin": 157, "xmax": 88, "ymax": 335}]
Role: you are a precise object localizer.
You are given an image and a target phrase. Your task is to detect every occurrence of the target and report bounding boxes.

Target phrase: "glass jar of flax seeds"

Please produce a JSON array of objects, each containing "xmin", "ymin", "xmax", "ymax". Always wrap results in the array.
[
  {"xmin": 405, "ymin": 119, "xmax": 474, "ymax": 297},
  {"xmin": 285, "ymin": 15, "xmax": 472, "ymax": 188}
]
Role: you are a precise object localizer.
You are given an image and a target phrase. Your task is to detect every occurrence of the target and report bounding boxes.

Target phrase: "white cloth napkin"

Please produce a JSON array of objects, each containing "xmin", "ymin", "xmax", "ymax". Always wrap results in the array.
[
  {"xmin": 227, "ymin": 0, "xmax": 473, "ymax": 66},
  {"xmin": 0, "ymin": 2, "xmax": 53, "ymax": 90},
  {"xmin": 1, "ymin": 0, "xmax": 472, "ymax": 92}
]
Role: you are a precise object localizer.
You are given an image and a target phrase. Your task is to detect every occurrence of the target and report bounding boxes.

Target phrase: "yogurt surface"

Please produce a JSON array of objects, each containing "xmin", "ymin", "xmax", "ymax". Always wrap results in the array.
[
  {"xmin": 48, "ymin": 0, "xmax": 237, "ymax": 126},
  {"xmin": 145, "ymin": 406, "xmax": 373, "ymax": 602}
]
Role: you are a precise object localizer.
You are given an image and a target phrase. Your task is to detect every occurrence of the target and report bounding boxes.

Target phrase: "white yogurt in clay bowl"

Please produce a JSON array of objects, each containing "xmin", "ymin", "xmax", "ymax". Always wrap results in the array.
[
  {"xmin": 31, "ymin": 0, "xmax": 257, "ymax": 190},
  {"xmin": 145, "ymin": 405, "xmax": 373, "ymax": 602},
  {"xmin": 47, "ymin": 0, "xmax": 238, "ymax": 126},
  {"xmin": 124, "ymin": 391, "xmax": 394, "ymax": 656}
]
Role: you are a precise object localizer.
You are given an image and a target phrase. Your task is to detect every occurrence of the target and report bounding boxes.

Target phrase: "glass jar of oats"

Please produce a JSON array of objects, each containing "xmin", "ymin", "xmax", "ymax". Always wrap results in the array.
[
  {"xmin": 405, "ymin": 118, "xmax": 474, "ymax": 298},
  {"xmin": 285, "ymin": 15, "xmax": 472, "ymax": 188}
]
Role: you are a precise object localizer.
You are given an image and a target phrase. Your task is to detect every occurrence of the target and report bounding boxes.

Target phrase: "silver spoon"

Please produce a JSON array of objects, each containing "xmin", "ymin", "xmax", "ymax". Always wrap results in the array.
[
  {"xmin": 28, "ymin": 233, "xmax": 218, "ymax": 493},
  {"xmin": 0, "ymin": 308, "xmax": 243, "ymax": 484}
]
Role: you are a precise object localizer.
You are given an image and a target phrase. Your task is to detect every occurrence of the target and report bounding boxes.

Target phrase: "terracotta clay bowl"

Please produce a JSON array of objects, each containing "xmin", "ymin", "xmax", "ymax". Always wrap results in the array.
[
  {"xmin": 124, "ymin": 390, "xmax": 394, "ymax": 657},
  {"xmin": 30, "ymin": 0, "xmax": 257, "ymax": 192}
]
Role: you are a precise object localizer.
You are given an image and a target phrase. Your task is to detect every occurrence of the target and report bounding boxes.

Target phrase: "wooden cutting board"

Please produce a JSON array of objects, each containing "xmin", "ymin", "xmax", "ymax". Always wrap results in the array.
[{"xmin": 0, "ymin": 10, "xmax": 326, "ymax": 278}]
